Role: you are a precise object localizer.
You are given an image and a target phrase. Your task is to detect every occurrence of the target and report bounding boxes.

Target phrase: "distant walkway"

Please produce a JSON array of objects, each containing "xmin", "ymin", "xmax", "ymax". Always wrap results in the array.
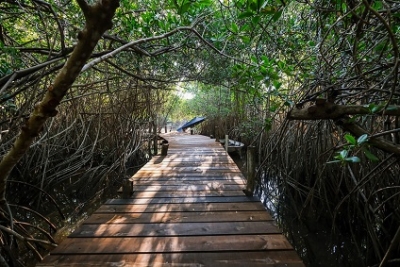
[{"xmin": 38, "ymin": 133, "xmax": 305, "ymax": 266}]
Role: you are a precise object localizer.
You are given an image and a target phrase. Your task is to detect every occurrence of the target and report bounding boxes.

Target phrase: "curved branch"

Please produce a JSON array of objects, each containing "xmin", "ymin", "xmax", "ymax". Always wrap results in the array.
[
  {"xmin": 0, "ymin": 225, "xmax": 57, "ymax": 259},
  {"xmin": 0, "ymin": 57, "xmax": 66, "ymax": 91},
  {"xmin": 81, "ymin": 25, "xmax": 256, "ymax": 72},
  {"xmin": 14, "ymin": 221, "xmax": 56, "ymax": 244},
  {"xmin": 337, "ymin": 117, "xmax": 400, "ymax": 156},
  {"xmin": 32, "ymin": 0, "xmax": 66, "ymax": 51},
  {"xmin": 288, "ymin": 102, "xmax": 400, "ymax": 120},
  {"xmin": 81, "ymin": 26, "xmax": 199, "ymax": 72},
  {"xmin": 7, "ymin": 180, "xmax": 65, "ymax": 220},
  {"xmin": 8, "ymin": 204, "xmax": 57, "ymax": 231},
  {"xmin": 75, "ymin": 0, "xmax": 89, "ymax": 19}
]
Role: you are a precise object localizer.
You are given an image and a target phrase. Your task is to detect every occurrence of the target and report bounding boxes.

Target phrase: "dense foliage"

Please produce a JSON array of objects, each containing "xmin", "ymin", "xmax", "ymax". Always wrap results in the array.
[{"xmin": 0, "ymin": 0, "xmax": 399, "ymax": 266}]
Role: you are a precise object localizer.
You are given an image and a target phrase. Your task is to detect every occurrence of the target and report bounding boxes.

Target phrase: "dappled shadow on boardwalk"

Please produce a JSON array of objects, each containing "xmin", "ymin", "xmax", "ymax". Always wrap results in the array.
[{"xmin": 37, "ymin": 133, "xmax": 304, "ymax": 267}]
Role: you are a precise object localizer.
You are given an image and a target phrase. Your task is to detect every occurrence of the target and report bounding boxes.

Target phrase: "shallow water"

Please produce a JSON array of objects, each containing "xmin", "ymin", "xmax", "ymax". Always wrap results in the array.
[
  {"xmin": 229, "ymin": 153, "xmax": 366, "ymax": 267},
  {"xmin": 255, "ymin": 175, "xmax": 366, "ymax": 267}
]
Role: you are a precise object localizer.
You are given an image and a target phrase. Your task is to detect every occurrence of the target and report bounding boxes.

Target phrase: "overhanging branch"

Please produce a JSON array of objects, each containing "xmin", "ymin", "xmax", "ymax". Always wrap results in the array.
[
  {"xmin": 287, "ymin": 102, "xmax": 400, "ymax": 156},
  {"xmin": 81, "ymin": 24, "xmax": 256, "ymax": 72},
  {"xmin": 336, "ymin": 117, "xmax": 400, "ymax": 155},
  {"xmin": 288, "ymin": 101, "xmax": 400, "ymax": 120},
  {"xmin": 81, "ymin": 26, "xmax": 204, "ymax": 72}
]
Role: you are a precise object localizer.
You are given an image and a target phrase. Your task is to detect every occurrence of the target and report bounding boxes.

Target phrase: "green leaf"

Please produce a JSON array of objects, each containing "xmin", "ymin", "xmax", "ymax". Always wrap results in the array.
[
  {"xmin": 386, "ymin": 105, "xmax": 398, "ymax": 111},
  {"xmin": 238, "ymin": 11, "xmax": 254, "ymax": 19},
  {"xmin": 239, "ymin": 78, "xmax": 248, "ymax": 84},
  {"xmin": 260, "ymin": 66, "xmax": 267, "ymax": 75},
  {"xmin": 372, "ymin": 106, "xmax": 382, "ymax": 113},
  {"xmin": 261, "ymin": 6, "xmax": 277, "ymax": 14},
  {"xmin": 370, "ymin": 104, "xmax": 383, "ymax": 113},
  {"xmin": 241, "ymin": 23, "xmax": 251, "ymax": 31},
  {"xmin": 372, "ymin": 0, "xmax": 383, "ymax": 9},
  {"xmin": 259, "ymin": 0, "xmax": 268, "ymax": 10},
  {"xmin": 179, "ymin": 2, "xmax": 191, "ymax": 14},
  {"xmin": 345, "ymin": 156, "xmax": 361, "ymax": 163},
  {"xmin": 6, "ymin": 103, "xmax": 17, "ymax": 111},
  {"xmin": 249, "ymin": 1, "xmax": 258, "ymax": 12},
  {"xmin": 268, "ymin": 72, "xmax": 279, "ymax": 80},
  {"xmin": 284, "ymin": 100, "xmax": 293, "ymax": 107},
  {"xmin": 357, "ymin": 134, "xmax": 368, "ymax": 144},
  {"xmin": 344, "ymin": 134, "xmax": 357, "ymax": 145},
  {"xmin": 254, "ymin": 74, "xmax": 264, "ymax": 82},
  {"xmin": 269, "ymin": 103, "xmax": 279, "ymax": 112},
  {"xmin": 252, "ymin": 15, "xmax": 261, "ymax": 25},
  {"xmin": 339, "ymin": 150, "xmax": 348, "ymax": 159},
  {"xmin": 240, "ymin": 35, "xmax": 251, "ymax": 44},
  {"xmin": 363, "ymin": 149, "xmax": 379, "ymax": 162},
  {"xmin": 272, "ymin": 10, "xmax": 283, "ymax": 21},
  {"xmin": 273, "ymin": 81, "xmax": 282, "ymax": 89},
  {"xmin": 341, "ymin": 3, "xmax": 347, "ymax": 12},
  {"xmin": 231, "ymin": 23, "xmax": 239, "ymax": 33}
]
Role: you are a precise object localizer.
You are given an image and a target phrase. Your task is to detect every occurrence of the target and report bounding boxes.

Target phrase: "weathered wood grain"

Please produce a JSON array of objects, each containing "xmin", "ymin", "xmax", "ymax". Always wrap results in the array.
[
  {"xmin": 105, "ymin": 196, "xmax": 260, "ymax": 205},
  {"xmin": 36, "ymin": 251, "xmax": 305, "ymax": 267},
  {"xmin": 84, "ymin": 210, "xmax": 272, "ymax": 224},
  {"xmin": 95, "ymin": 202, "xmax": 268, "ymax": 213},
  {"xmin": 70, "ymin": 221, "xmax": 280, "ymax": 237},
  {"xmin": 52, "ymin": 235, "xmax": 293, "ymax": 254}
]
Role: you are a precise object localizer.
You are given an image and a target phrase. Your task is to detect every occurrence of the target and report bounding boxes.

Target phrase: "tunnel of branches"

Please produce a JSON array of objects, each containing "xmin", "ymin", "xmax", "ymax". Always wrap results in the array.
[{"xmin": 1, "ymin": 0, "xmax": 400, "ymax": 266}]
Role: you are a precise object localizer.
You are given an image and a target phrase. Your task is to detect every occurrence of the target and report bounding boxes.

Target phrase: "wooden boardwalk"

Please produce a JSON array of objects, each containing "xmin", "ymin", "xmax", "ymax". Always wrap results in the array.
[{"xmin": 38, "ymin": 133, "xmax": 305, "ymax": 267}]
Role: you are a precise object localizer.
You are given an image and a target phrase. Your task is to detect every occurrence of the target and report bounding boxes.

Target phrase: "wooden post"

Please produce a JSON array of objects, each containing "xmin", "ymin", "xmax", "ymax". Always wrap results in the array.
[
  {"xmin": 245, "ymin": 146, "xmax": 256, "ymax": 196},
  {"xmin": 225, "ymin": 135, "xmax": 229, "ymax": 152},
  {"xmin": 161, "ymin": 142, "xmax": 169, "ymax": 156},
  {"xmin": 153, "ymin": 122, "xmax": 158, "ymax": 155},
  {"xmin": 122, "ymin": 178, "xmax": 133, "ymax": 199}
]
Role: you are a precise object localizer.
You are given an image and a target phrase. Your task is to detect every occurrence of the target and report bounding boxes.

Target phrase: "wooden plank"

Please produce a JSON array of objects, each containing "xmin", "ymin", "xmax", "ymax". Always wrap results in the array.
[
  {"xmin": 134, "ymin": 173, "xmax": 243, "ymax": 178},
  {"xmin": 96, "ymin": 202, "xmax": 267, "ymax": 213},
  {"xmin": 85, "ymin": 211, "xmax": 272, "ymax": 224},
  {"xmin": 131, "ymin": 190, "xmax": 245, "ymax": 198},
  {"xmin": 148, "ymin": 160, "xmax": 236, "ymax": 166},
  {"xmin": 70, "ymin": 221, "xmax": 280, "ymax": 237},
  {"xmin": 133, "ymin": 167, "xmax": 241, "ymax": 177},
  {"xmin": 152, "ymin": 156, "xmax": 234, "ymax": 159},
  {"xmin": 132, "ymin": 179, "xmax": 246, "ymax": 185},
  {"xmin": 133, "ymin": 172, "xmax": 245, "ymax": 178},
  {"xmin": 140, "ymin": 164, "xmax": 240, "ymax": 172},
  {"xmin": 166, "ymin": 147, "xmax": 224, "ymax": 150},
  {"xmin": 163, "ymin": 152, "xmax": 228, "ymax": 156},
  {"xmin": 150, "ymin": 157, "xmax": 235, "ymax": 163},
  {"xmin": 151, "ymin": 153, "xmax": 231, "ymax": 156},
  {"xmin": 131, "ymin": 184, "xmax": 245, "ymax": 191},
  {"xmin": 105, "ymin": 196, "xmax": 260, "ymax": 205},
  {"xmin": 37, "ymin": 251, "xmax": 304, "ymax": 267},
  {"xmin": 51, "ymin": 235, "xmax": 293, "ymax": 254}
]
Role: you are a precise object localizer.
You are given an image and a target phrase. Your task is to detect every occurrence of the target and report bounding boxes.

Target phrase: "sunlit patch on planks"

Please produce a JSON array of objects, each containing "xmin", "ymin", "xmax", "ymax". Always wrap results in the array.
[{"xmin": 38, "ymin": 133, "xmax": 305, "ymax": 267}]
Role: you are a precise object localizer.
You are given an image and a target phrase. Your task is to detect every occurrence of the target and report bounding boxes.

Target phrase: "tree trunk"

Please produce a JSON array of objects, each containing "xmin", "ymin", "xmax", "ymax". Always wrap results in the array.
[{"xmin": 0, "ymin": 0, "xmax": 120, "ymax": 202}]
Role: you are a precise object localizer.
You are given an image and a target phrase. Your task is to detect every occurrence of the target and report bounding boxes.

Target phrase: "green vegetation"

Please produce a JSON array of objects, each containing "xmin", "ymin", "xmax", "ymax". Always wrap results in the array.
[{"xmin": 0, "ymin": 0, "xmax": 399, "ymax": 266}]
